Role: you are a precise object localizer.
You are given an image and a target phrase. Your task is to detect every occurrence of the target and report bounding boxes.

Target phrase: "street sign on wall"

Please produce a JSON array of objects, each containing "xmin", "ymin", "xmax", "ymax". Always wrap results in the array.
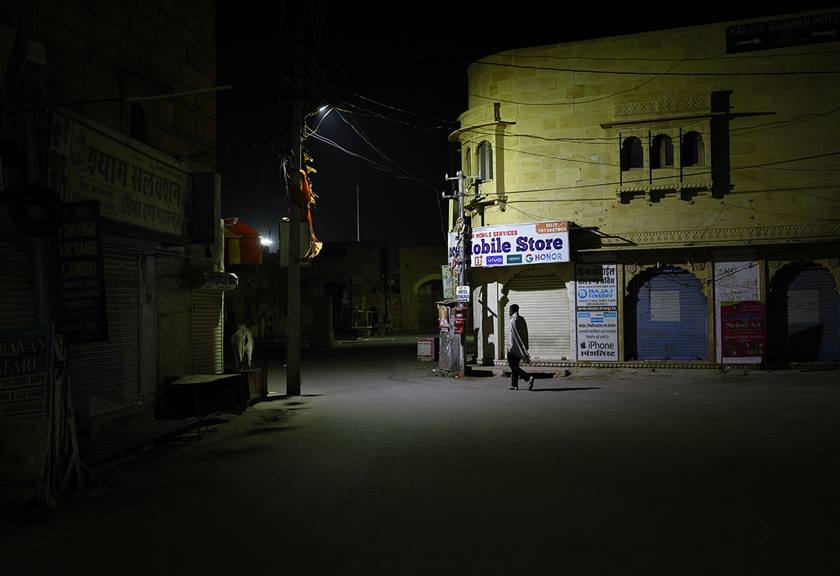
[{"xmin": 727, "ymin": 13, "xmax": 840, "ymax": 53}]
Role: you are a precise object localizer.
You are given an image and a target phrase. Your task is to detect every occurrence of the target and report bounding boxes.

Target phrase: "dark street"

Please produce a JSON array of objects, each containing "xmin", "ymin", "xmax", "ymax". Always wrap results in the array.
[{"xmin": 3, "ymin": 338, "xmax": 839, "ymax": 574}]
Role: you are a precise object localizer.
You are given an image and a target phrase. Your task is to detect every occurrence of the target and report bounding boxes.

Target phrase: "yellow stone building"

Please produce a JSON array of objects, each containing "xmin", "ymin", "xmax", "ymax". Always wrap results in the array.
[{"xmin": 452, "ymin": 10, "xmax": 840, "ymax": 367}]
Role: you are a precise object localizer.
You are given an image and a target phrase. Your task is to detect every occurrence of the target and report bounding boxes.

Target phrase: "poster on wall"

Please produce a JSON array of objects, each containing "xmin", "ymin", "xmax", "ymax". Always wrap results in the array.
[
  {"xmin": 49, "ymin": 111, "xmax": 190, "ymax": 236},
  {"xmin": 575, "ymin": 264, "xmax": 618, "ymax": 361},
  {"xmin": 0, "ymin": 326, "xmax": 52, "ymax": 419},
  {"xmin": 721, "ymin": 301, "xmax": 765, "ymax": 359},
  {"xmin": 714, "ymin": 261, "xmax": 762, "ymax": 364},
  {"xmin": 56, "ymin": 201, "xmax": 107, "ymax": 343},
  {"xmin": 471, "ymin": 221, "xmax": 569, "ymax": 267}
]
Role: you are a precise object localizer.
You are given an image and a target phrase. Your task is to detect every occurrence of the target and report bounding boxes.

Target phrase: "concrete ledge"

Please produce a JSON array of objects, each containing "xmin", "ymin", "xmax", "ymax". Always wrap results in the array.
[{"xmin": 470, "ymin": 360, "xmax": 840, "ymax": 373}]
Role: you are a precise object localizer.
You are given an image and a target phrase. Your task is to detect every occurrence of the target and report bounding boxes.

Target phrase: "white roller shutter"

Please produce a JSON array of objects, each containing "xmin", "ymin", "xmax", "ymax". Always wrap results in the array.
[
  {"xmin": 68, "ymin": 251, "xmax": 141, "ymax": 418},
  {"xmin": 191, "ymin": 289, "xmax": 223, "ymax": 374},
  {"xmin": 503, "ymin": 270, "xmax": 572, "ymax": 361}
]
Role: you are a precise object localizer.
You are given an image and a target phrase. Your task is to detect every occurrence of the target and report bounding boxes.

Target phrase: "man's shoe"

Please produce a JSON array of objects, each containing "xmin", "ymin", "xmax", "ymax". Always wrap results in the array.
[
  {"xmin": 509, "ymin": 386, "xmax": 518, "ymax": 390},
  {"xmin": 528, "ymin": 376, "xmax": 535, "ymax": 390}
]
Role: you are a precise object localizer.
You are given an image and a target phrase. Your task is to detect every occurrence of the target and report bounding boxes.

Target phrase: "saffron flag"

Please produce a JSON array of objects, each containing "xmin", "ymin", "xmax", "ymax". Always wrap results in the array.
[{"xmin": 299, "ymin": 152, "xmax": 322, "ymax": 259}]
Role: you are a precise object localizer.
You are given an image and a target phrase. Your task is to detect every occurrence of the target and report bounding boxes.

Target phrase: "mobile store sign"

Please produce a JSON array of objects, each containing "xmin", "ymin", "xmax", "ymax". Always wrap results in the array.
[{"xmin": 471, "ymin": 221, "xmax": 569, "ymax": 267}]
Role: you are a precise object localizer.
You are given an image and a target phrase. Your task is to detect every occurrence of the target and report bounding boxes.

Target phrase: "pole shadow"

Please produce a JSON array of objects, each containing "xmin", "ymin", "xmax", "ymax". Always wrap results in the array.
[{"xmin": 529, "ymin": 387, "xmax": 601, "ymax": 392}]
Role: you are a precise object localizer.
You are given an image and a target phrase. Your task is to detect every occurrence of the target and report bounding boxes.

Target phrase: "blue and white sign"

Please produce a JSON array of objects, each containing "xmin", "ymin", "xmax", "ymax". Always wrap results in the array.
[
  {"xmin": 575, "ymin": 264, "xmax": 618, "ymax": 361},
  {"xmin": 470, "ymin": 221, "xmax": 570, "ymax": 268}
]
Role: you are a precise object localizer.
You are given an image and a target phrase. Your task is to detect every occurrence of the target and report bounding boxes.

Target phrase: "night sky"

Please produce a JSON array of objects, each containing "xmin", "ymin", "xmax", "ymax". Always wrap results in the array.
[{"xmin": 215, "ymin": 4, "xmax": 835, "ymax": 249}]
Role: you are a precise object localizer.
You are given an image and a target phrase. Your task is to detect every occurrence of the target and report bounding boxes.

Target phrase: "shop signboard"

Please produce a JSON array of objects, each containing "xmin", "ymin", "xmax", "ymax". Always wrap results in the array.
[
  {"xmin": 49, "ymin": 111, "xmax": 189, "ymax": 236},
  {"xmin": 471, "ymin": 221, "xmax": 569, "ymax": 267}
]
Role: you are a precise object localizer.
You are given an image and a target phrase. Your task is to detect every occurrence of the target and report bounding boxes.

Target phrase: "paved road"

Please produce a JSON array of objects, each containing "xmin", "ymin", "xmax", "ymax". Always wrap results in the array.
[{"xmin": 4, "ymin": 339, "xmax": 840, "ymax": 574}]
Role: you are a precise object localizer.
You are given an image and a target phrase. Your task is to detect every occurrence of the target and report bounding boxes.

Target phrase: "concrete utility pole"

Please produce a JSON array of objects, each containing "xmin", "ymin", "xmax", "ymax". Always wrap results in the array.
[
  {"xmin": 444, "ymin": 171, "xmax": 469, "ymax": 377},
  {"xmin": 286, "ymin": 21, "xmax": 304, "ymax": 397}
]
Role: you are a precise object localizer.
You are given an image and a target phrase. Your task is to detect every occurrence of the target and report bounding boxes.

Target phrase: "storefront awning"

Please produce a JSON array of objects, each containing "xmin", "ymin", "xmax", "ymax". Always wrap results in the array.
[{"xmin": 223, "ymin": 217, "xmax": 262, "ymax": 266}]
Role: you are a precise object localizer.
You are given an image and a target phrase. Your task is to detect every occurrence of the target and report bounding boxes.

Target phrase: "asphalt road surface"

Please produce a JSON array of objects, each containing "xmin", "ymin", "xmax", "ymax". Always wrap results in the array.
[{"xmin": 4, "ymin": 337, "xmax": 840, "ymax": 575}]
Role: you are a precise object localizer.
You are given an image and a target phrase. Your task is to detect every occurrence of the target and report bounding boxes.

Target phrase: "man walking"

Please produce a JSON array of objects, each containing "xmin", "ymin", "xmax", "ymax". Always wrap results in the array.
[{"xmin": 507, "ymin": 304, "xmax": 534, "ymax": 390}]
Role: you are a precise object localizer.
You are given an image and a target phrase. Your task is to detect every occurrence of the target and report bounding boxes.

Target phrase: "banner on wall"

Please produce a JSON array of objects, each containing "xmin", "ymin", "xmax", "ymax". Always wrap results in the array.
[
  {"xmin": 714, "ymin": 261, "xmax": 763, "ymax": 364},
  {"xmin": 471, "ymin": 221, "xmax": 569, "ymax": 267},
  {"xmin": 575, "ymin": 264, "xmax": 618, "ymax": 361}
]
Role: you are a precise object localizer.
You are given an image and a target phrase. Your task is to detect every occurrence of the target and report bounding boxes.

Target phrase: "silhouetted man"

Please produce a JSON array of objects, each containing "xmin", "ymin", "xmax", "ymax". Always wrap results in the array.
[{"xmin": 507, "ymin": 304, "xmax": 534, "ymax": 390}]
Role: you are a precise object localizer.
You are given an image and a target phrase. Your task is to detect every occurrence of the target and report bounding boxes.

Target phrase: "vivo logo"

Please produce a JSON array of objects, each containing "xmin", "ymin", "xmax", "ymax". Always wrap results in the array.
[{"xmin": 486, "ymin": 255, "xmax": 503, "ymax": 266}]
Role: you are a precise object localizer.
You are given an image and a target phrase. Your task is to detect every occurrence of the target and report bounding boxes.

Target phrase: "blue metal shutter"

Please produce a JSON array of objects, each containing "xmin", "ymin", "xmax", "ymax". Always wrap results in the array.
[
  {"xmin": 786, "ymin": 266, "xmax": 840, "ymax": 362},
  {"xmin": 636, "ymin": 268, "xmax": 707, "ymax": 360}
]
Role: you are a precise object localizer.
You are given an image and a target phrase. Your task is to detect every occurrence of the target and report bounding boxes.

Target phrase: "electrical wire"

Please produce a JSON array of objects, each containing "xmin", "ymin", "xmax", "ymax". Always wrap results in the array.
[
  {"xmin": 341, "ymin": 90, "xmax": 458, "ymax": 128},
  {"xmin": 502, "ymin": 47, "xmax": 840, "ymax": 63},
  {"xmin": 473, "ymin": 58, "xmax": 840, "ymax": 76},
  {"xmin": 332, "ymin": 109, "xmax": 415, "ymax": 179},
  {"xmin": 470, "ymin": 57, "xmax": 692, "ymax": 107},
  {"xmin": 461, "ymin": 150, "xmax": 840, "ymax": 198}
]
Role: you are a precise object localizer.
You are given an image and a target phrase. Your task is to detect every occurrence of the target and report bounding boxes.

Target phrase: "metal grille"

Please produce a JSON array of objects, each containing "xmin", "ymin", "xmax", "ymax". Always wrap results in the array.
[
  {"xmin": 68, "ymin": 251, "xmax": 141, "ymax": 418},
  {"xmin": 503, "ymin": 271, "xmax": 571, "ymax": 361},
  {"xmin": 191, "ymin": 289, "xmax": 223, "ymax": 374}
]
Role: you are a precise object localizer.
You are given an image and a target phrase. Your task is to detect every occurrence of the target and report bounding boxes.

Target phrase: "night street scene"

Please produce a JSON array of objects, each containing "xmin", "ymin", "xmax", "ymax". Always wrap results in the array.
[{"xmin": 1, "ymin": 2, "xmax": 840, "ymax": 574}]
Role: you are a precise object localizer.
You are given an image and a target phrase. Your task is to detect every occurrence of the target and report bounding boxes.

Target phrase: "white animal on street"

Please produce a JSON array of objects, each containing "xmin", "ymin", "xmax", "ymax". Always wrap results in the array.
[{"xmin": 231, "ymin": 324, "xmax": 254, "ymax": 371}]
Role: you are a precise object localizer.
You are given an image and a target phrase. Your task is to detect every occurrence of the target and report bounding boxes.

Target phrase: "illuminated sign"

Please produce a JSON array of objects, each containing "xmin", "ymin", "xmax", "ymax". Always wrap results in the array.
[{"xmin": 470, "ymin": 221, "xmax": 570, "ymax": 267}]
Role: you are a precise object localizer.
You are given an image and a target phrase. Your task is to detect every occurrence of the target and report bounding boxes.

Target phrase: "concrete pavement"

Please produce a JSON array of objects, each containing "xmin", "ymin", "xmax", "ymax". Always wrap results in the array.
[{"xmin": 3, "ymin": 340, "xmax": 840, "ymax": 574}]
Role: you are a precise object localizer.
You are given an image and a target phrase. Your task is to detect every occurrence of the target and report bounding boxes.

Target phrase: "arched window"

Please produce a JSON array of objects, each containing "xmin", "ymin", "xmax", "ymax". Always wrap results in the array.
[
  {"xmin": 465, "ymin": 147, "xmax": 472, "ymax": 177},
  {"xmin": 477, "ymin": 141, "xmax": 493, "ymax": 181},
  {"xmin": 651, "ymin": 134, "xmax": 674, "ymax": 169},
  {"xmin": 621, "ymin": 136, "xmax": 643, "ymax": 171},
  {"xmin": 681, "ymin": 131, "xmax": 704, "ymax": 167}
]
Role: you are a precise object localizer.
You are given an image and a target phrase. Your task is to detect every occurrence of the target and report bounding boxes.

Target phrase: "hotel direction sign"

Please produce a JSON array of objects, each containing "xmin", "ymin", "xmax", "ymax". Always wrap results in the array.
[
  {"xmin": 727, "ymin": 13, "xmax": 840, "ymax": 53},
  {"xmin": 471, "ymin": 221, "xmax": 569, "ymax": 268}
]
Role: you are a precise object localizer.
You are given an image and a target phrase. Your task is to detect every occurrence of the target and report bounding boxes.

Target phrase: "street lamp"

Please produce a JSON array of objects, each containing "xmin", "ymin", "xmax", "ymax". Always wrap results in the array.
[{"xmin": 303, "ymin": 104, "xmax": 333, "ymax": 141}]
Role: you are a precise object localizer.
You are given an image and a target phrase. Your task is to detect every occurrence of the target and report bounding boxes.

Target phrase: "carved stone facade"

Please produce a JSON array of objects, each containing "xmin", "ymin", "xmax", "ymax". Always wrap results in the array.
[{"xmin": 455, "ymin": 10, "xmax": 840, "ymax": 366}]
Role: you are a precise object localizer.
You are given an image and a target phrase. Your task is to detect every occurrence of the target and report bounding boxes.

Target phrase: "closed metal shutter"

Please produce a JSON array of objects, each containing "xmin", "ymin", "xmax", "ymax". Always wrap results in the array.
[
  {"xmin": 786, "ymin": 266, "xmax": 840, "ymax": 362},
  {"xmin": 0, "ymin": 238, "xmax": 37, "ymax": 328},
  {"xmin": 636, "ymin": 268, "xmax": 707, "ymax": 360},
  {"xmin": 68, "ymin": 251, "xmax": 141, "ymax": 418},
  {"xmin": 191, "ymin": 289, "xmax": 223, "ymax": 374},
  {"xmin": 503, "ymin": 270, "xmax": 571, "ymax": 361}
]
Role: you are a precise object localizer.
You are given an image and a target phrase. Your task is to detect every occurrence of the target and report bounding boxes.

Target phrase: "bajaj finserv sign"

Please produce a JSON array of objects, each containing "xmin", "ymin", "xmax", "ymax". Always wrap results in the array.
[{"xmin": 471, "ymin": 221, "xmax": 569, "ymax": 267}]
